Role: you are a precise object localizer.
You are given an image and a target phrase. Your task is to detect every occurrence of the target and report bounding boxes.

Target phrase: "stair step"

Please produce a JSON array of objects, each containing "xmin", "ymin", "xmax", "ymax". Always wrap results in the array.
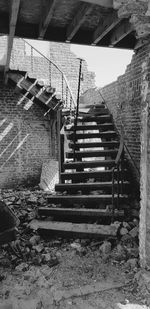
[
  {"xmin": 67, "ymin": 131, "xmax": 117, "ymax": 140},
  {"xmin": 47, "ymin": 194, "xmax": 128, "ymax": 207},
  {"xmin": 61, "ymin": 170, "xmax": 128, "ymax": 182},
  {"xmin": 63, "ymin": 160, "xmax": 115, "ymax": 170},
  {"xmin": 65, "ymin": 124, "xmax": 114, "ymax": 132},
  {"xmin": 69, "ymin": 141, "xmax": 119, "ymax": 149},
  {"xmin": 66, "ymin": 149, "xmax": 117, "ymax": 159},
  {"xmin": 38, "ymin": 207, "xmax": 124, "ymax": 219},
  {"xmin": 78, "ymin": 115, "xmax": 111, "ymax": 123},
  {"xmin": 26, "ymin": 77, "xmax": 37, "ymax": 83},
  {"xmin": 79, "ymin": 103, "xmax": 105, "ymax": 109},
  {"xmin": 8, "ymin": 70, "xmax": 27, "ymax": 76},
  {"xmin": 84, "ymin": 108, "xmax": 109, "ymax": 115},
  {"xmin": 55, "ymin": 181, "xmax": 129, "ymax": 193},
  {"xmin": 30, "ymin": 220, "xmax": 119, "ymax": 239}
]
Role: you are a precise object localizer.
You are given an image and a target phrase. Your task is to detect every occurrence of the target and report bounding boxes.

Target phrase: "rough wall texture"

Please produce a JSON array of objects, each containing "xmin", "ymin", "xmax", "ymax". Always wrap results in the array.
[
  {"xmin": 100, "ymin": 47, "xmax": 145, "ymax": 176},
  {"xmin": 113, "ymin": 0, "xmax": 150, "ymax": 39},
  {"xmin": 0, "ymin": 37, "xmax": 95, "ymax": 102},
  {"xmin": 0, "ymin": 73, "xmax": 57, "ymax": 188},
  {"xmin": 81, "ymin": 43, "xmax": 150, "ymax": 268},
  {"xmin": 81, "ymin": 45, "xmax": 150, "ymax": 178},
  {"xmin": 138, "ymin": 44, "xmax": 150, "ymax": 268},
  {"xmin": 0, "ymin": 37, "xmax": 95, "ymax": 188}
]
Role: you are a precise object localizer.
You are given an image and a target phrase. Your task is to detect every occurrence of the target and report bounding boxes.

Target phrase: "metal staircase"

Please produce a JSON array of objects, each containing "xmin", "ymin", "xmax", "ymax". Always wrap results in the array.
[{"xmin": 36, "ymin": 103, "xmax": 134, "ymax": 239}]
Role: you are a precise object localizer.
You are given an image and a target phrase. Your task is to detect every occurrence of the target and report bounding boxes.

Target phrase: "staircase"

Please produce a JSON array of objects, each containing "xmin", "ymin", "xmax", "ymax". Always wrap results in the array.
[
  {"xmin": 7, "ymin": 70, "xmax": 63, "ymax": 113},
  {"xmin": 36, "ymin": 103, "xmax": 133, "ymax": 240}
]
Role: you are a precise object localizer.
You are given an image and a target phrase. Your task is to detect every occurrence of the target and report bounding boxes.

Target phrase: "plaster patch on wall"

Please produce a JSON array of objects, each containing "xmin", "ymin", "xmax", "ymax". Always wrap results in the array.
[{"xmin": 139, "ymin": 56, "xmax": 150, "ymax": 267}]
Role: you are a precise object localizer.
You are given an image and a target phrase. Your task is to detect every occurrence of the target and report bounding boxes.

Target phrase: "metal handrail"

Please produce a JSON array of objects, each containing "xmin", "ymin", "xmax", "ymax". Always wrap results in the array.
[
  {"xmin": 111, "ymin": 129, "xmax": 124, "ymax": 222},
  {"xmin": 11, "ymin": 38, "xmax": 76, "ymax": 111},
  {"xmin": 97, "ymin": 89, "xmax": 140, "ymax": 180}
]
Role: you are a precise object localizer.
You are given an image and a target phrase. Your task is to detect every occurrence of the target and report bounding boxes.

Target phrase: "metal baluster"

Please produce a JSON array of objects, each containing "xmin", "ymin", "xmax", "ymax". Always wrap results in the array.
[
  {"xmin": 117, "ymin": 164, "xmax": 120, "ymax": 209},
  {"xmin": 66, "ymin": 86, "xmax": 68, "ymax": 109},
  {"xmin": 31, "ymin": 46, "xmax": 33, "ymax": 73},
  {"xmin": 112, "ymin": 168, "xmax": 115, "ymax": 223},
  {"xmin": 49, "ymin": 61, "xmax": 52, "ymax": 86},
  {"xmin": 62, "ymin": 74, "xmax": 64, "ymax": 101},
  {"xmin": 73, "ymin": 58, "xmax": 83, "ymax": 162},
  {"xmin": 121, "ymin": 150, "xmax": 124, "ymax": 195},
  {"xmin": 70, "ymin": 96, "xmax": 72, "ymax": 121}
]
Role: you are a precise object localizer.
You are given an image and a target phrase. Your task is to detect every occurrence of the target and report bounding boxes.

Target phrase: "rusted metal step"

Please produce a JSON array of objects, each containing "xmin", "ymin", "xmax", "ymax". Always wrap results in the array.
[
  {"xmin": 47, "ymin": 194, "xmax": 128, "ymax": 207},
  {"xmin": 79, "ymin": 104, "xmax": 106, "ymax": 109},
  {"xmin": 84, "ymin": 108, "xmax": 109, "ymax": 115},
  {"xmin": 66, "ymin": 149, "xmax": 117, "ymax": 159},
  {"xmin": 55, "ymin": 181, "xmax": 130, "ymax": 193},
  {"xmin": 63, "ymin": 159, "xmax": 115, "ymax": 170},
  {"xmin": 38, "ymin": 207, "xmax": 124, "ymax": 219},
  {"xmin": 29, "ymin": 220, "xmax": 119, "ymax": 239},
  {"xmin": 67, "ymin": 131, "xmax": 117, "ymax": 140},
  {"xmin": 61, "ymin": 170, "xmax": 128, "ymax": 182},
  {"xmin": 78, "ymin": 115, "xmax": 112, "ymax": 123},
  {"xmin": 69, "ymin": 141, "xmax": 119, "ymax": 149},
  {"xmin": 65, "ymin": 124, "xmax": 114, "ymax": 132}
]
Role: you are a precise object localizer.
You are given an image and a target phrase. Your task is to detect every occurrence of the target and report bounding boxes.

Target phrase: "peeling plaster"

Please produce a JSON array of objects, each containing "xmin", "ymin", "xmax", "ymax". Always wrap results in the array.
[
  {"xmin": 113, "ymin": 0, "xmax": 150, "ymax": 39},
  {"xmin": 139, "ymin": 56, "xmax": 150, "ymax": 268}
]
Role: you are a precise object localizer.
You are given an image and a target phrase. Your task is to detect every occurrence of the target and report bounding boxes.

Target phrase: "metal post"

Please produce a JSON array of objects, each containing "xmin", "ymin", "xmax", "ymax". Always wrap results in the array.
[{"xmin": 73, "ymin": 58, "xmax": 84, "ymax": 161}]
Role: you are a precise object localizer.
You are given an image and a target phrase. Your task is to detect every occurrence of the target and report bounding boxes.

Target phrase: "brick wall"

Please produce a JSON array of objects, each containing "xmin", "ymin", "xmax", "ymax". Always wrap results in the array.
[
  {"xmin": 81, "ymin": 44, "xmax": 150, "ymax": 182},
  {"xmin": 100, "ymin": 46, "xmax": 149, "ymax": 178},
  {"xmin": 0, "ymin": 37, "xmax": 95, "ymax": 188},
  {"xmin": 0, "ymin": 73, "xmax": 56, "ymax": 188},
  {"xmin": 8, "ymin": 38, "xmax": 95, "ymax": 101}
]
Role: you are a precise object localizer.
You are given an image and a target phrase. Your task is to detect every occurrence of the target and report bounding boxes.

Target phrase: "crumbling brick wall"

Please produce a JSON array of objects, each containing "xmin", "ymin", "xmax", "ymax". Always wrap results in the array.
[
  {"xmin": 0, "ymin": 73, "xmax": 55, "ymax": 188},
  {"xmin": 100, "ymin": 46, "xmax": 148, "ymax": 177},
  {"xmin": 81, "ymin": 44, "xmax": 150, "ymax": 181},
  {"xmin": 0, "ymin": 37, "xmax": 95, "ymax": 188},
  {"xmin": 1, "ymin": 37, "xmax": 95, "ymax": 101}
]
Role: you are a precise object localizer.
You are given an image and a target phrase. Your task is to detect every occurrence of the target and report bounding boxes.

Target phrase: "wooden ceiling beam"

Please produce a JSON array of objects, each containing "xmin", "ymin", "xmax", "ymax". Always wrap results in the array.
[
  {"xmin": 92, "ymin": 11, "xmax": 120, "ymax": 45},
  {"xmin": 39, "ymin": 0, "xmax": 57, "ymax": 39},
  {"xmin": 5, "ymin": 0, "xmax": 20, "ymax": 74},
  {"xmin": 109, "ymin": 20, "xmax": 133, "ymax": 47},
  {"xmin": 80, "ymin": 0, "xmax": 113, "ymax": 8},
  {"xmin": 66, "ymin": 3, "xmax": 93, "ymax": 42}
]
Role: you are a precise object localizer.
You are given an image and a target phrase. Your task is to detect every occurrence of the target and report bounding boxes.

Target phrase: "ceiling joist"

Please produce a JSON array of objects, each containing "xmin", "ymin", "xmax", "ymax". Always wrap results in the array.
[
  {"xmin": 5, "ymin": 0, "xmax": 20, "ymax": 74},
  {"xmin": 66, "ymin": 3, "xmax": 93, "ymax": 42},
  {"xmin": 80, "ymin": 0, "xmax": 113, "ymax": 8},
  {"xmin": 39, "ymin": 0, "xmax": 57, "ymax": 39},
  {"xmin": 92, "ymin": 11, "xmax": 120, "ymax": 45},
  {"xmin": 109, "ymin": 20, "xmax": 133, "ymax": 47}
]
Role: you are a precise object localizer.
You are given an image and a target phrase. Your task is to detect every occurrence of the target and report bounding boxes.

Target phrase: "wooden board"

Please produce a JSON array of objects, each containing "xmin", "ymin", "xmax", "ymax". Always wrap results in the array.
[{"xmin": 29, "ymin": 220, "xmax": 120, "ymax": 238}]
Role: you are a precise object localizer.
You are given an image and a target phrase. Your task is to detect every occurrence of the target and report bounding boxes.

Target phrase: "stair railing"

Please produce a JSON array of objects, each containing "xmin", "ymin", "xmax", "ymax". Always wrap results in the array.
[
  {"xmin": 11, "ymin": 39, "xmax": 76, "ymax": 112},
  {"xmin": 97, "ymin": 90, "xmax": 140, "ymax": 181},
  {"xmin": 111, "ymin": 128, "xmax": 124, "ymax": 222}
]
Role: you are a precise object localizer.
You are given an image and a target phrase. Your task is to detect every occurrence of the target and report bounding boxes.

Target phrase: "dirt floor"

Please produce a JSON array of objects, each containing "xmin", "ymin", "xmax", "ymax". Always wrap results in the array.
[{"xmin": 0, "ymin": 187, "xmax": 149, "ymax": 309}]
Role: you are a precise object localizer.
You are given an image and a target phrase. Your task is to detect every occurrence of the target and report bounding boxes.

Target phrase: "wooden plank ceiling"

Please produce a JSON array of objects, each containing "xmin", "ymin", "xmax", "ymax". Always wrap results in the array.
[{"xmin": 0, "ymin": 0, "xmax": 136, "ymax": 72}]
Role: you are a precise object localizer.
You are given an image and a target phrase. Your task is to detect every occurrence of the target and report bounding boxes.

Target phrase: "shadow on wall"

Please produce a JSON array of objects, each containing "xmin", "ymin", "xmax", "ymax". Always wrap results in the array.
[{"xmin": 0, "ymin": 90, "xmax": 41, "ymax": 186}]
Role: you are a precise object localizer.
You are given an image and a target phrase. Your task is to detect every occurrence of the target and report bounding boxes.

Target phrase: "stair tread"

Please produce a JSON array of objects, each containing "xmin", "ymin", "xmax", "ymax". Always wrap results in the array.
[
  {"xmin": 47, "ymin": 194, "xmax": 128, "ymax": 200},
  {"xmin": 66, "ymin": 149, "xmax": 117, "ymax": 158},
  {"xmin": 29, "ymin": 220, "xmax": 119, "ymax": 238},
  {"xmin": 65, "ymin": 124, "xmax": 113, "ymax": 131},
  {"xmin": 38, "ymin": 207, "xmax": 124, "ymax": 218},
  {"xmin": 78, "ymin": 115, "xmax": 111, "ymax": 120},
  {"xmin": 63, "ymin": 160, "xmax": 115, "ymax": 169},
  {"xmin": 55, "ymin": 181, "xmax": 129, "ymax": 190},
  {"xmin": 61, "ymin": 169, "xmax": 127, "ymax": 180},
  {"xmin": 67, "ymin": 132, "xmax": 117, "ymax": 140},
  {"xmin": 79, "ymin": 104, "xmax": 106, "ymax": 109},
  {"xmin": 69, "ymin": 141, "xmax": 119, "ymax": 149}
]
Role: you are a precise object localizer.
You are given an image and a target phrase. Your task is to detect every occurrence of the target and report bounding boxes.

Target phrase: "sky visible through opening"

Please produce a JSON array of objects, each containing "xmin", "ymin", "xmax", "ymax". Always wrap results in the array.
[
  {"xmin": 71, "ymin": 44, "xmax": 133, "ymax": 87},
  {"xmin": 27, "ymin": 40, "xmax": 133, "ymax": 88}
]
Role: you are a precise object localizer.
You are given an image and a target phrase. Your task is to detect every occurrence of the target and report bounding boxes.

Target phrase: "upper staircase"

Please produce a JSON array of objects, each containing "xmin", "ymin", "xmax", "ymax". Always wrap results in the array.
[{"xmin": 36, "ymin": 103, "xmax": 134, "ymax": 240}]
